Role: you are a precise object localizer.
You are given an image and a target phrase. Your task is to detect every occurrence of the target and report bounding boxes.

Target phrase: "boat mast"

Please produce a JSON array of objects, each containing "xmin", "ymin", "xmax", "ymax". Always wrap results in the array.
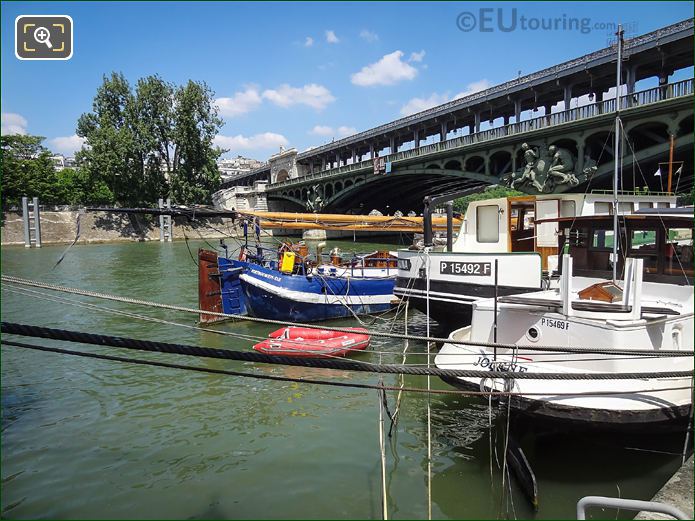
[{"xmin": 612, "ymin": 24, "xmax": 624, "ymax": 283}]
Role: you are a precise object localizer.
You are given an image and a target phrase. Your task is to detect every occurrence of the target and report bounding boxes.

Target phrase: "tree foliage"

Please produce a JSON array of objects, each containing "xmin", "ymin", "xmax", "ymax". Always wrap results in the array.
[
  {"xmin": 453, "ymin": 185, "xmax": 525, "ymax": 214},
  {"xmin": 77, "ymin": 72, "xmax": 223, "ymax": 206},
  {"xmin": 1, "ymin": 135, "xmax": 57, "ymax": 207}
]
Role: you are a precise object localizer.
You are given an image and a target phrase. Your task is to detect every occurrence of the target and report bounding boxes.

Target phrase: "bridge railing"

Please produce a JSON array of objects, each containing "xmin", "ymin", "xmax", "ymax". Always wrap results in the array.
[{"xmin": 270, "ymin": 78, "xmax": 693, "ymax": 190}]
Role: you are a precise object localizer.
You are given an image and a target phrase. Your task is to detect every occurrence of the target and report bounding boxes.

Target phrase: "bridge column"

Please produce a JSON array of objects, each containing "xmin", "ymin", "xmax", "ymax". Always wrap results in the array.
[
  {"xmin": 335, "ymin": 152, "xmax": 341, "ymax": 167},
  {"xmin": 576, "ymin": 140, "xmax": 585, "ymax": 176},
  {"xmin": 474, "ymin": 112, "xmax": 481, "ymax": 133},
  {"xmin": 389, "ymin": 137, "xmax": 396, "ymax": 154},
  {"xmin": 484, "ymin": 153, "xmax": 491, "ymax": 176},
  {"xmin": 563, "ymin": 84, "xmax": 573, "ymax": 111},
  {"xmin": 595, "ymin": 91, "xmax": 604, "ymax": 114},
  {"xmin": 514, "ymin": 99, "xmax": 522, "ymax": 123},
  {"xmin": 440, "ymin": 122, "xmax": 447, "ymax": 142},
  {"xmin": 414, "ymin": 129, "xmax": 420, "ymax": 149},
  {"xmin": 658, "ymin": 70, "xmax": 671, "ymax": 100},
  {"xmin": 370, "ymin": 144, "xmax": 375, "ymax": 159},
  {"xmin": 626, "ymin": 65, "xmax": 637, "ymax": 99},
  {"xmin": 352, "ymin": 148, "xmax": 357, "ymax": 164},
  {"xmin": 321, "ymin": 157, "xmax": 326, "ymax": 171},
  {"xmin": 309, "ymin": 161, "xmax": 314, "ymax": 174}
]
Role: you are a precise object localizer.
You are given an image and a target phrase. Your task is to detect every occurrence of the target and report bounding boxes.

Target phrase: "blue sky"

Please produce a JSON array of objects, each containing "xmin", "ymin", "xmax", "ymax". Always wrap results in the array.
[{"xmin": 1, "ymin": 1, "xmax": 693, "ymax": 159}]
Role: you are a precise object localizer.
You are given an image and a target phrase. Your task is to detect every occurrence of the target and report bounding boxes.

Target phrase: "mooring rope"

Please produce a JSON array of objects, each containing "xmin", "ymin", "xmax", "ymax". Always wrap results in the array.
[
  {"xmin": 3, "ymin": 340, "xmax": 691, "ymax": 398},
  {"xmin": 2, "ymin": 322, "xmax": 693, "ymax": 381},
  {"xmin": 2, "ymin": 274, "xmax": 691, "ymax": 357}
]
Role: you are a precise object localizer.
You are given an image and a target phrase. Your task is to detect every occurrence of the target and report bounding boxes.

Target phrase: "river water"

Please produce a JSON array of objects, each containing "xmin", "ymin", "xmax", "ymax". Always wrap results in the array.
[{"xmin": 1, "ymin": 239, "xmax": 687, "ymax": 519}]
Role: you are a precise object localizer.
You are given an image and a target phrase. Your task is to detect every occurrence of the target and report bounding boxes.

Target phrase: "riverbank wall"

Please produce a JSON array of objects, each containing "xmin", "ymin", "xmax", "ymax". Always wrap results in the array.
[{"xmin": 1, "ymin": 210, "xmax": 244, "ymax": 246}]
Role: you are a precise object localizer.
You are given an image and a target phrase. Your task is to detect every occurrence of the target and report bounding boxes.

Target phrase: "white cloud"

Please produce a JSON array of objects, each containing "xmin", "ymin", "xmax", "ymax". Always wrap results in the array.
[
  {"xmin": 214, "ymin": 132, "xmax": 288, "ymax": 152},
  {"xmin": 1, "ymin": 112, "xmax": 28, "ymax": 135},
  {"xmin": 262, "ymin": 83, "xmax": 335, "ymax": 110},
  {"xmin": 325, "ymin": 30, "xmax": 339, "ymax": 44},
  {"xmin": 399, "ymin": 80, "xmax": 492, "ymax": 117},
  {"xmin": 304, "ymin": 36, "xmax": 314, "ymax": 47},
  {"xmin": 49, "ymin": 134, "xmax": 86, "ymax": 155},
  {"xmin": 336, "ymin": 126, "xmax": 357, "ymax": 137},
  {"xmin": 409, "ymin": 50, "xmax": 426, "ymax": 63},
  {"xmin": 351, "ymin": 51, "xmax": 418, "ymax": 87},
  {"xmin": 453, "ymin": 79, "xmax": 492, "ymax": 99},
  {"xmin": 216, "ymin": 88, "xmax": 263, "ymax": 118},
  {"xmin": 310, "ymin": 125, "xmax": 333, "ymax": 136},
  {"xmin": 359, "ymin": 29, "xmax": 379, "ymax": 43},
  {"xmin": 400, "ymin": 93, "xmax": 450, "ymax": 116},
  {"xmin": 309, "ymin": 125, "xmax": 357, "ymax": 138}
]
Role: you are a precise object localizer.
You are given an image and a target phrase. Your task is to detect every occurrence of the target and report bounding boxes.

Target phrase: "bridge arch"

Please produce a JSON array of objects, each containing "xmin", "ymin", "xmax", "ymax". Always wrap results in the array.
[
  {"xmin": 465, "ymin": 155, "xmax": 485, "ymax": 173},
  {"xmin": 276, "ymin": 169, "xmax": 290, "ymax": 183},
  {"xmin": 489, "ymin": 150, "xmax": 513, "ymax": 176},
  {"xmin": 443, "ymin": 159, "xmax": 462, "ymax": 170}
]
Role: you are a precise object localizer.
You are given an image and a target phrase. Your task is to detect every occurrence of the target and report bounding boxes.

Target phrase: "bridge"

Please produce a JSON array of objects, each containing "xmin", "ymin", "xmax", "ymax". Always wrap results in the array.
[{"xmin": 217, "ymin": 19, "xmax": 694, "ymax": 213}]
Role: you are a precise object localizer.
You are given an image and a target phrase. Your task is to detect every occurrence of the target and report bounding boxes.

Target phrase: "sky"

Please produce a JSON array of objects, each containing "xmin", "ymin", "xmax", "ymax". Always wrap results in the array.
[{"xmin": 1, "ymin": 1, "xmax": 693, "ymax": 159}]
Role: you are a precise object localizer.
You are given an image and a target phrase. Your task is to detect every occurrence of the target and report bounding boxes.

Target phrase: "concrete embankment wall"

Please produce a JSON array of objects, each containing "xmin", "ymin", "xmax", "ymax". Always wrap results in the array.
[{"xmin": 1, "ymin": 210, "xmax": 243, "ymax": 246}]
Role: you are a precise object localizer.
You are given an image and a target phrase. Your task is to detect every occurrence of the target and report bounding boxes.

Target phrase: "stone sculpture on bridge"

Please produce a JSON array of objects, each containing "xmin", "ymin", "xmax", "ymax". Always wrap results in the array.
[
  {"xmin": 508, "ymin": 142, "xmax": 585, "ymax": 193},
  {"xmin": 306, "ymin": 184, "xmax": 324, "ymax": 213}
]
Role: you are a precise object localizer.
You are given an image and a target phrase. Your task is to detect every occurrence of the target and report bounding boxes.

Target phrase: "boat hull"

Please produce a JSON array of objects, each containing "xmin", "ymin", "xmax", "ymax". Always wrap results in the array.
[
  {"xmin": 219, "ymin": 257, "xmax": 395, "ymax": 322},
  {"xmin": 435, "ymin": 325, "xmax": 694, "ymax": 430},
  {"xmin": 253, "ymin": 326, "xmax": 370, "ymax": 357}
]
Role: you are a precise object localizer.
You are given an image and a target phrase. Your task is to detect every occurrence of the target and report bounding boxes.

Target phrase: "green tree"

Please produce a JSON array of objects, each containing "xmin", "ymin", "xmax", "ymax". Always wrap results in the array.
[
  {"xmin": 76, "ymin": 72, "xmax": 223, "ymax": 207},
  {"xmin": 453, "ymin": 185, "xmax": 525, "ymax": 214},
  {"xmin": 169, "ymin": 80, "xmax": 223, "ymax": 204},
  {"xmin": 1, "ymin": 134, "xmax": 59, "ymax": 207}
]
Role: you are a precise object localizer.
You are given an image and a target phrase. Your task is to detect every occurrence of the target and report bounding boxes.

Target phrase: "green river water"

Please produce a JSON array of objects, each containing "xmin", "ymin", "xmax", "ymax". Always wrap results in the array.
[{"xmin": 0, "ymin": 239, "xmax": 687, "ymax": 519}]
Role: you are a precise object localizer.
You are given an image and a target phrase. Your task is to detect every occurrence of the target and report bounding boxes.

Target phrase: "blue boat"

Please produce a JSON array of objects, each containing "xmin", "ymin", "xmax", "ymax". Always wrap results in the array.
[{"xmin": 198, "ymin": 245, "xmax": 397, "ymax": 323}]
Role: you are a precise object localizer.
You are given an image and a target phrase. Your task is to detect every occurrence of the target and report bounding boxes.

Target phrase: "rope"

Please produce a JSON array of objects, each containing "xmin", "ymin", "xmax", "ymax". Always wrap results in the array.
[
  {"xmin": 3, "ymin": 340, "xmax": 691, "ymax": 398},
  {"xmin": 2, "ymin": 274, "xmax": 691, "ymax": 357},
  {"xmin": 3, "ymin": 322, "xmax": 692, "ymax": 380}
]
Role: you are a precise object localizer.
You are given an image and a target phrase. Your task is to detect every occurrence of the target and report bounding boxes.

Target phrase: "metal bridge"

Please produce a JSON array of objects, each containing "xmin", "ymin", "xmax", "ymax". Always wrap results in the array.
[{"xmin": 218, "ymin": 19, "xmax": 694, "ymax": 213}]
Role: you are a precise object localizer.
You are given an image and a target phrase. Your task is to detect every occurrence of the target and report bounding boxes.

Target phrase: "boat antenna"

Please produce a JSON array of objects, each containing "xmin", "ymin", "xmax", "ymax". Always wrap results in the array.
[{"xmin": 612, "ymin": 23, "xmax": 624, "ymax": 283}]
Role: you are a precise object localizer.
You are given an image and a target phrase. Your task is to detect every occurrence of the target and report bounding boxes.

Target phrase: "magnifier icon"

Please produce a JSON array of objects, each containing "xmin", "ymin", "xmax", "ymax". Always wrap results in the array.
[{"xmin": 33, "ymin": 26, "xmax": 53, "ymax": 49}]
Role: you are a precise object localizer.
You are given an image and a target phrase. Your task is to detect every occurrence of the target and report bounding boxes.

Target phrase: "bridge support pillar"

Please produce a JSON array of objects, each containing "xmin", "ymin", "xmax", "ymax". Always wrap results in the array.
[
  {"xmin": 563, "ymin": 84, "xmax": 573, "ymax": 111},
  {"xmin": 351, "ymin": 148, "xmax": 357, "ymax": 164},
  {"xmin": 440, "ymin": 122, "xmax": 447, "ymax": 142},
  {"xmin": 370, "ymin": 144, "xmax": 375, "ymax": 159},
  {"xmin": 321, "ymin": 157, "xmax": 326, "ymax": 171},
  {"xmin": 576, "ymin": 140, "xmax": 585, "ymax": 176},
  {"xmin": 514, "ymin": 99, "xmax": 522, "ymax": 123},
  {"xmin": 414, "ymin": 129, "xmax": 420, "ymax": 148},
  {"xmin": 474, "ymin": 112, "xmax": 481, "ymax": 133},
  {"xmin": 389, "ymin": 137, "xmax": 396, "ymax": 154}
]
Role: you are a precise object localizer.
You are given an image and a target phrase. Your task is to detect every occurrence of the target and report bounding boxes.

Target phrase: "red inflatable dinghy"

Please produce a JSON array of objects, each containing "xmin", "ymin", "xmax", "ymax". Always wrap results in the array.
[{"xmin": 253, "ymin": 326, "xmax": 370, "ymax": 358}]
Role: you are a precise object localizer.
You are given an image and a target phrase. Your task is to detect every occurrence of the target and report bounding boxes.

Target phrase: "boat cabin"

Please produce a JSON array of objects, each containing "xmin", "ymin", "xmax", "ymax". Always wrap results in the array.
[
  {"xmin": 452, "ymin": 192, "xmax": 678, "ymax": 270},
  {"xmin": 540, "ymin": 209, "xmax": 694, "ymax": 285}
]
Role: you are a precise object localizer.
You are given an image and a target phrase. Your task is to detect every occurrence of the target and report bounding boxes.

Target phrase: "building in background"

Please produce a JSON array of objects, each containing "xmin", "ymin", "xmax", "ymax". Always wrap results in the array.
[{"xmin": 217, "ymin": 156, "xmax": 265, "ymax": 181}]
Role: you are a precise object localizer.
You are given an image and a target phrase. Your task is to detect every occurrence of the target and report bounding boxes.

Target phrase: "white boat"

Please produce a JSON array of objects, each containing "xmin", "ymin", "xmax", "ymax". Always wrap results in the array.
[
  {"xmin": 395, "ymin": 192, "xmax": 678, "ymax": 326},
  {"xmin": 434, "ymin": 248, "xmax": 693, "ymax": 428}
]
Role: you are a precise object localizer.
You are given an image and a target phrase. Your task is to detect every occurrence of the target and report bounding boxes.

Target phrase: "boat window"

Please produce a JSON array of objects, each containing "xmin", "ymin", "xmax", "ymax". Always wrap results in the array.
[
  {"xmin": 618, "ymin": 202, "xmax": 633, "ymax": 214},
  {"xmin": 560, "ymin": 200, "xmax": 576, "ymax": 218},
  {"xmin": 656, "ymin": 202, "xmax": 670, "ymax": 209},
  {"xmin": 510, "ymin": 208, "xmax": 519, "ymax": 231},
  {"xmin": 476, "ymin": 205, "xmax": 500, "ymax": 243},
  {"xmin": 523, "ymin": 209, "xmax": 535, "ymax": 230},
  {"xmin": 629, "ymin": 230, "xmax": 657, "ymax": 251},
  {"xmin": 591, "ymin": 229, "xmax": 614, "ymax": 250},
  {"xmin": 638, "ymin": 202, "xmax": 653, "ymax": 210},
  {"xmin": 594, "ymin": 202, "xmax": 611, "ymax": 214},
  {"xmin": 665, "ymin": 228, "xmax": 694, "ymax": 276}
]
